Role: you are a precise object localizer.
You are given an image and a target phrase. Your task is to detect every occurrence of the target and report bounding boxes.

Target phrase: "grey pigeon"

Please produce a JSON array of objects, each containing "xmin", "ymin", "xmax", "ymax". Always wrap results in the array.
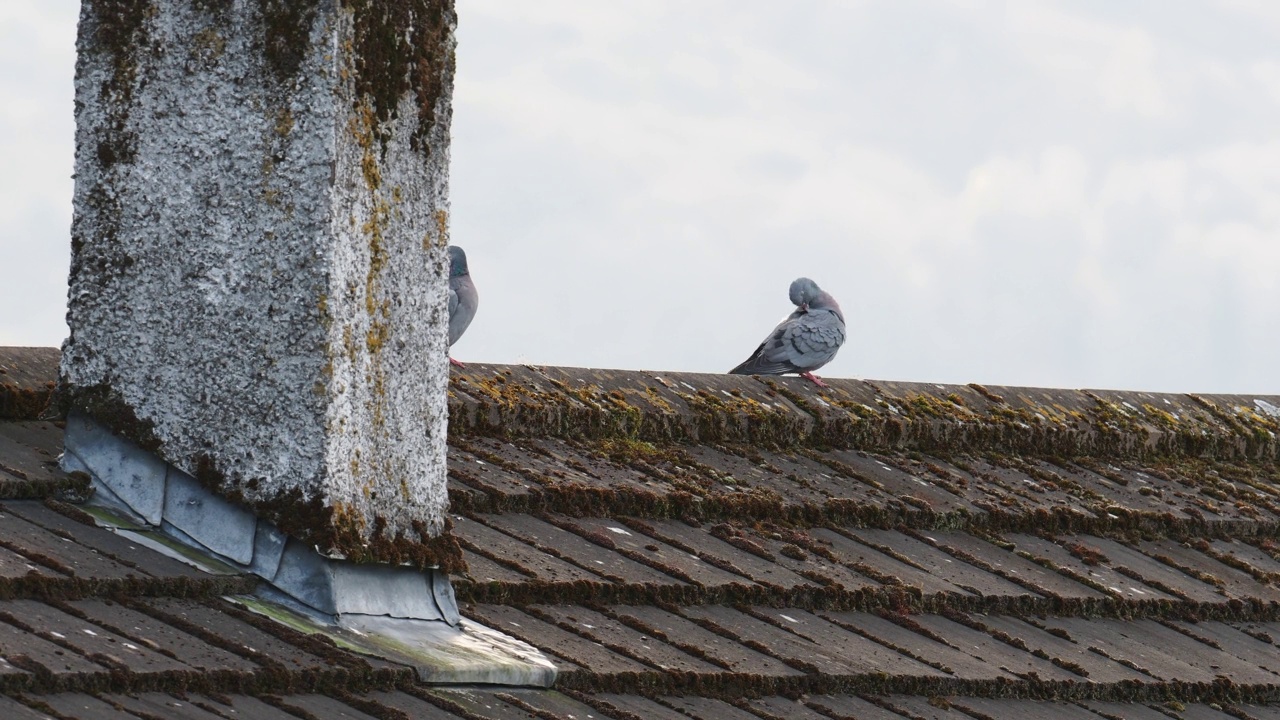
[
  {"xmin": 729, "ymin": 277, "xmax": 845, "ymax": 387},
  {"xmin": 448, "ymin": 245, "xmax": 478, "ymax": 367}
]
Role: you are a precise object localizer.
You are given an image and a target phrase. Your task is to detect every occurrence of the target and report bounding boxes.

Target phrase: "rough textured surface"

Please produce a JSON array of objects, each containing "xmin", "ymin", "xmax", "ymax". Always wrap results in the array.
[
  {"xmin": 0, "ymin": 348, "xmax": 58, "ymax": 421},
  {"xmin": 438, "ymin": 367, "xmax": 1280, "ymax": 711},
  {"xmin": 11, "ymin": 363, "xmax": 1280, "ymax": 716},
  {"xmin": 436, "ymin": 364, "xmax": 1280, "ymax": 712},
  {"xmin": 448, "ymin": 364, "xmax": 1280, "ymax": 461},
  {"xmin": 65, "ymin": 413, "xmax": 460, "ymax": 621},
  {"xmin": 62, "ymin": 0, "xmax": 457, "ymax": 561},
  {"xmin": 0, "ymin": 419, "xmax": 84, "ymax": 500}
]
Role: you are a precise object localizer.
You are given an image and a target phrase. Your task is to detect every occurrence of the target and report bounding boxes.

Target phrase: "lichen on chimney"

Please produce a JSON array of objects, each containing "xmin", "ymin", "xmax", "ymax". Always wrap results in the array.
[{"xmin": 63, "ymin": 0, "xmax": 459, "ymax": 562}]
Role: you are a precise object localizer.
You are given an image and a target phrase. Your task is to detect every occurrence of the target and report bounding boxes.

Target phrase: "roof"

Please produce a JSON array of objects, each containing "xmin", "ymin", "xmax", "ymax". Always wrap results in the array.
[{"xmin": 5, "ymin": 350, "xmax": 1280, "ymax": 718}]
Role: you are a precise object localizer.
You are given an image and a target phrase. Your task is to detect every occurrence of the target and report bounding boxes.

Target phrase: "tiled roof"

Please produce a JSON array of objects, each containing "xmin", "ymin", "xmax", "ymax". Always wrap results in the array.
[
  {"xmin": 6, "ymin": 353, "xmax": 1280, "ymax": 717},
  {"xmin": 0, "ymin": 348, "xmax": 58, "ymax": 424}
]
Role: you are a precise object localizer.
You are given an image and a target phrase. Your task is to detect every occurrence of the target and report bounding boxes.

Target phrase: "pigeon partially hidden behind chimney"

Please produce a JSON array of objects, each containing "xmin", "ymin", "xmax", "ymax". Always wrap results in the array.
[
  {"xmin": 729, "ymin": 277, "xmax": 845, "ymax": 387},
  {"xmin": 448, "ymin": 245, "xmax": 478, "ymax": 368}
]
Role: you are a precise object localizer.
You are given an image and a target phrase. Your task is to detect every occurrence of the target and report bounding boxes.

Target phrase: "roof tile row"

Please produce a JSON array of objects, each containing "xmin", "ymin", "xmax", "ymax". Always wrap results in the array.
[
  {"xmin": 451, "ymin": 509, "xmax": 1280, "ymax": 617},
  {"xmin": 9, "ymin": 354, "xmax": 1280, "ymax": 717},
  {"xmin": 469, "ymin": 600, "xmax": 1280, "ymax": 698},
  {"xmin": 449, "ymin": 434, "xmax": 1280, "ymax": 536}
]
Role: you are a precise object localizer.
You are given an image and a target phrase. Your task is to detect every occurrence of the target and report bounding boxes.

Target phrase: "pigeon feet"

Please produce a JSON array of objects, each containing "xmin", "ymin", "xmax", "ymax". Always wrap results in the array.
[
  {"xmin": 800, "ymin": 372, "xmax": 829, "ymax": 388},
  {"xmin": 449, "ymin": 357, "xmax": 467, "ymax": 368}
]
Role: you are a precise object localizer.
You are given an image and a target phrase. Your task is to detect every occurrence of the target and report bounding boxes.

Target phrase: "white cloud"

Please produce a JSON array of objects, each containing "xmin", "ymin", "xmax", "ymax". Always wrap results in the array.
[
  {"xmin": 2, "ymin": 0, "xmax": 1279, "ymax": 391},
  {"xmin": 0, "ymin": 1, "xmax": 76, "ymax": 347},
  {"xmin": 436, "ymin": 0, "xmax": 1280, "ymax": 391},
  {"xmin": 1005, "ymin": 2, "xmax": 1172, "ymax": 116}
]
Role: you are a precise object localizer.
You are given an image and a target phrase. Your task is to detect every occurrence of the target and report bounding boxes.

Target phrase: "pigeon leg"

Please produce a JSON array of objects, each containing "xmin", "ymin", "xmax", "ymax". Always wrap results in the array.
[
  {"xmin": 800, "ymin": 371, "xmax": 829, "ymax": 388},
  {"xmin": 449, "ymin": 357, "xmax": 467, "ymax": 368}
]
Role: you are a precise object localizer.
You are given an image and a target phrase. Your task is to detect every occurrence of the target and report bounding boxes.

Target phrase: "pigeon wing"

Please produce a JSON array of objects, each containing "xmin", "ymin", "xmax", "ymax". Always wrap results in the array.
[
  {"xmin": 729, "ymin": 339, "xmax": 799, "ymax": 375},
  {"xmin": 729, "ymin": 310, "xmax": 806, "ymax": 375},
  {"xmin": 775, "ymin": 309, "xmax": 845, "ymax": 371},
  {"xmin": 448, "ymin": 275, "xmax": 479, "ymax": 347},
  {"xmin": 730, "ymin": 309, "xmax": 844, "ymax": 375}
]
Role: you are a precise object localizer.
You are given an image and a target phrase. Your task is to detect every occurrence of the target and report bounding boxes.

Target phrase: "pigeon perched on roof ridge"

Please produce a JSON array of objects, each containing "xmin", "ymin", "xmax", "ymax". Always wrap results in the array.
[
  {"xmin": 729, "ymin": 277, "xmax": 845, "ymax": 387},
  {"xmin": 448, "ymin": 245, "xmax": 478, "ymax": 368}
]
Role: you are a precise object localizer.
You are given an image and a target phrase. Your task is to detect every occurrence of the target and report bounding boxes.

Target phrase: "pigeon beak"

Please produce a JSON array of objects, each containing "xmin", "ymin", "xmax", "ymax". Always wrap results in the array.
[{"xmin": 800, "ymin": 303, "xmax": 809, "ymax": 312}]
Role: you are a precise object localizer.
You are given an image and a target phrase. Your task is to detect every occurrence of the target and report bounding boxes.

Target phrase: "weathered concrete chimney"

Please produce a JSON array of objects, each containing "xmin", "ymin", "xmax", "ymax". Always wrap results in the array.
[{"xmin": 60, "ymin": 0, "xmax": 464, "ymax": 619}]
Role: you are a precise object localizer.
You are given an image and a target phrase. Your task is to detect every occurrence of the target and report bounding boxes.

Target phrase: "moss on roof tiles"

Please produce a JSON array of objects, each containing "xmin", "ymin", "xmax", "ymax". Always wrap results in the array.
[
  {"xmin": 449, "ymin": 364, "xmax": 1280, "ymax": 462},
  {"xmin": 13, "ymin": 348, "xmax": 1280, "ymax": 712},
  {"xmin": 0, "ymin": 349, "xmax": 59, "ymax": 422}
]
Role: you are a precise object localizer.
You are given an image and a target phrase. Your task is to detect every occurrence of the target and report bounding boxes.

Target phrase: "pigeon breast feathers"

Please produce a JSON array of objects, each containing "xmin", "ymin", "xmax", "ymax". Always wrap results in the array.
[{"xmin": 447, "ymin": 246, "xmax": 478, "ymax": 348}]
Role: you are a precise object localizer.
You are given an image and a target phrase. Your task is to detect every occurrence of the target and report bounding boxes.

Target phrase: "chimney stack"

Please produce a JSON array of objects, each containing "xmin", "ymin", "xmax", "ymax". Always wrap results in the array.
[{"xmin": 61, "ymin": 0, "xmax": 461, "ymax": 618}]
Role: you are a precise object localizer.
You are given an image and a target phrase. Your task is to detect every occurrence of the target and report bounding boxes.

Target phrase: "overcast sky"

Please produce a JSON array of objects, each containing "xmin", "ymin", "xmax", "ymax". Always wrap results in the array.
[{"xmin": 3, "ymin": 1, "xmax": 1279, "ymax": 393}]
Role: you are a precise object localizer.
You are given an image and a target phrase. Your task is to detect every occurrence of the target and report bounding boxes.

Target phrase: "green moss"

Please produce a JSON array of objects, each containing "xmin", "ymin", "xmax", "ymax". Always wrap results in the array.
[
  {"xmin": 343, "ymin": 0, "xmax": 456, "ymax": 153},
  {"xmin": 62, "ymin": 382, "xmax": 162, "ymax": 454},
  {"xmin": 259, "ymin": 0, "xmax": 320, "ymax": 86},
  {"xmin": 125, "ymin": 527, "xmax": 245, "ymax": 575},
  {"xmin": 86, "ymin": 0, "xmax": 154, "ymax": 169},
  {"xmin": 231, "ymin": 594, "xmax": 378, "ymax": 654},
  {"xmin": 0, "ymin": 383, "xmax": 55, "ymax": 422},
  {"xmin": 77, "ymin": 504, "xmax": 147, "ymax": 531},
  {"xmin": 189, "ymin": 26, "xmax": 227, "ymax": 65}
]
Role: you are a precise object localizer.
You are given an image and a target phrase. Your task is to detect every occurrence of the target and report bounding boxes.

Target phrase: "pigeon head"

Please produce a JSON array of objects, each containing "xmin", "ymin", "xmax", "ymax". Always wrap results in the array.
[
  {"xmin": 788, "ymin": 277, "xmax": 822, "ymax": 308},
  {"xmin": 448, "ymin": 246, "xmax": 469, "ymax": 278}
]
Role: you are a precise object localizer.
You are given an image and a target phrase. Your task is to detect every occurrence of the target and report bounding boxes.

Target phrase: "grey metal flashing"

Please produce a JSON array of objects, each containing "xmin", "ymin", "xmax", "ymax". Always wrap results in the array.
[
  {"xmin": 163, "ymin": 467, "xmax": 257, "ymax": 565},
  {"xmin": 250, "ymin": 519, "xmax": 288, "ymax": 580},
  {"xmin": 64, "ymin": 0, "xmax": 457, "ymax": 556},
  {"xmin": 63, "ymin": 414, "xmax": 456, "ymax": 625},
  {"xmin": 58, "ymin": 414, "xmax": 556, "ymax": 685},
  {"xmin": 237, "ymin": 591, "xmax": 557, "ymax": 687},
  {"xmin": 64, "ymin": 412, "xmax": 166, "ymax": 524}
]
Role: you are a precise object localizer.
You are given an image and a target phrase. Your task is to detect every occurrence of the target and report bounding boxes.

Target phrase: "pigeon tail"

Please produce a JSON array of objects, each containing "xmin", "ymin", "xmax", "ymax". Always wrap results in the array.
[{"xmin": 728, "ymin": 345, "xmax": 803, "ymax": 376}]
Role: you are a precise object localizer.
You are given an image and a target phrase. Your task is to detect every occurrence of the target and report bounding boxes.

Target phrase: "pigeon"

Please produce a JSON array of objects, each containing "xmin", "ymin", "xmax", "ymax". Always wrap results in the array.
[
  {"xmin": 448, "ymin": 245, "xmax": 478, "ymax": 367},
  {"xmin": 729, "ymin": 277, "xmax": 845, "ymax": 387}
]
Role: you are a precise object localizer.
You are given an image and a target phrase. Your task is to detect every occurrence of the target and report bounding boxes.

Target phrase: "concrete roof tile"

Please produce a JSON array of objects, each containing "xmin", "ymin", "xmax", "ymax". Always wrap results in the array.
[
  {"xmin": 804, "ymin": 694, "xmax": 910, "ymax": 719},
  {"xmin": 36, "ymin": 693, "xmax": 136, "ymax": 719},
  {"xmin": 362, "ymin": 690, "xmax": 468, "ymax": 719},
  {"xmin": 272, "ymin": 695, "xmax": 383, "ymax": 720},
  {"xmin": 0, "ymin": 349, "xmax": 58, "ymax": 422},
  {"xmin": 1137, "ymin": 538, "xmax": 1280, "ymax": 603},
  {"xmin": 1035, "ymin": 616, "xmax": 1216, "ymax": 682},
  {"xmin": 880, "ymin": 694, "xmax": 975, "ymax": 719},
  {"xmin": 609, "ymin": 605, "xmax": 803, "ymax": 678},
  {"xmin": 451, "ymin": 515, "xmax": 601, "ymax": 584},
  {"xmin": 102, "ymin": 693, "xmax": 228, "ymax": 720},
  {"xmin": 950, "ymin": 696, "xmax": 1103, "ymax": 719},
  {"xmin": 636, "ymin": 520, "xmax": 814, "ymax": 591},
  {"xmin": 478, "ymin": 514, "xmax": 687, "ymax": 587},
  {"xmin": 657, "ymin": 695, "xmax": 762, "ymax": 720},
  {"xmin": 921, "ymin": 531, "xmax": 1107, "ymax": 600},
  {"xmin": 815, "ymin": 610, "xmax": 1014, "ymax": 681},
  {"xmin": 1002, "ymin": 533, "xmax": 1177, "ymax": 601},
  {"xmin": 557, "ymin": 516, "xmax": 759, "ymax": 592},
  {"xmin": 589, "ymin": 693, "xmax": 693, "ymax": 720},
  {"xmin": 809, "ymin": 527, "xmax": 977, "ymax": 597},
  {"xmin": 746, "ymin": 695, "xmax": 833, "ymax": 720},
  {"xmin": 529, "ymin": 605, "xmax": 723, "ymax": 675},
  {"xmin": 9, "ymin": 353, "xmax": 1280, "ymax": 714},
  {"xmin": 487, "ymin": 688, "xmax": 615, "ymax": 720},
  {"xmin": 0, "ymin": 695, "xmax": 56, "ymax": 720},
  {"xmin": 465, "ymin": 604, "xmax": 647, "ymax": 676},
  {"xmin": 974, "ymin": 614, "xmax": 1148, "ymax": 684}
]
